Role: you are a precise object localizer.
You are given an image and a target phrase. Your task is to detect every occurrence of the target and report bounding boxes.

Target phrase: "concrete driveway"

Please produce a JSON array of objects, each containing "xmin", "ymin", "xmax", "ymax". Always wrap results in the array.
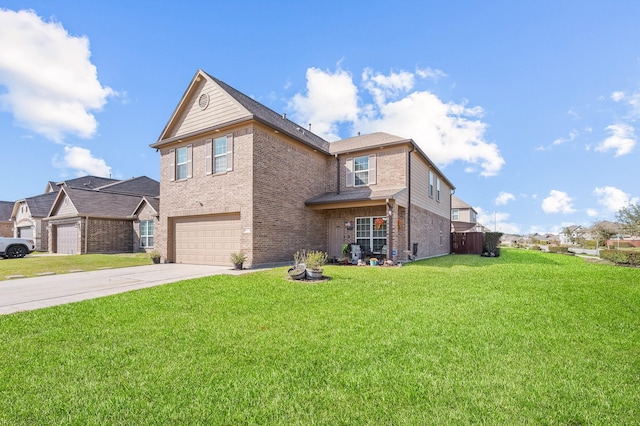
[{"xmin": 0, "ymin": 264, "xmax": 260, "ymax": 315}]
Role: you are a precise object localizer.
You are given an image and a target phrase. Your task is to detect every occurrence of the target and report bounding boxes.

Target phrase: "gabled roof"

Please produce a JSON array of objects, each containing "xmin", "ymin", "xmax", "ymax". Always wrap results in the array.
[
  {"xmin": 306, "ymin": 187, "xmax": 407, "ymax": 206},
  {"xmin": 328, "ymin": 132, "xmax": 410, "ymax": 154},
  {"xmin": 95, "ymin": 176, "xmax": 160, "ymax": 197},
  {"xmin": 152, "ymin": 69, "xmax": 330, "ymax": 153},
  {"xmin": 46, "ymin": 176, "xmax": 120, "ymax": 193},
  {"xmin": 133, "ymin": 196, "xmax": 160, "ymax": 216},
  {"xmin": 452, "ymin": 195, "xmax": 476, "ymax": 211},
  {"xmin": 0, "ymin": 201, "xmax": 13, "ymax": 221},
  {"xmin": 12, "ymin": 192, "xmax": 58, "ymax": 219},
  {"xmin": 50, "ymin": 187, "xmax": 143, "ymax": 218}
]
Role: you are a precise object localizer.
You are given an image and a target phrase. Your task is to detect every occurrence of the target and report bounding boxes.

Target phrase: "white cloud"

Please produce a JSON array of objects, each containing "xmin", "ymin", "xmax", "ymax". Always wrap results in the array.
[
  {"xmin": 552, "ymin": 130, "xmax": 578, "ymax": 146},
  {"xmin": 611, "ymin": 91, "xmax": 625, "ymax": 102},
  {"xmin": 288, "ymin": 67, "xmax": 359, "ymax": 141},
  {"xmin": 542, "ymin": 190, "xmax": 576, "ymax": 214},
  {"xmin": 54, "ymin": 145, "xmax": 111, "ymax": 177},
  {"xmin": 289, "ymin": 66, "xmax": 505, "ymax": 177},
  {"xmin": 593, "ymin": 186, "xmax": 639, "ymax": 213},
  {"xmin": 587, "ymin": 208, "xmax": 599, "ymax": 217},
  {"xmin": 595, "ymin": 123, "xmax": 636, "ymax": 157},
  {"xmin": 476, "ymin": 207, "xmax": 520, "ymax": 234},
  {"xmin": 415, "ymin": 66, "xmax": 447, "ymax": 81},
  {"xmin": 0, "ymin": 8, "xmax": 114, "ymax": 141},
  {"xmin": 495, "ymin": 191, "xmax": 515, "ymax": 206}
]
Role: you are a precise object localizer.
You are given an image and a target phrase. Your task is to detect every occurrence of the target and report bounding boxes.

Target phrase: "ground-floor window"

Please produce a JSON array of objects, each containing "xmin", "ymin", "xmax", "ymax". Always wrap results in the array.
[
  {"xmin": 140, "ymin": 220, "xmax": 154, "ymax": 248},
  {"xmin": 356, "ymin": 217, "xmax": 387, "ymax": 253}
]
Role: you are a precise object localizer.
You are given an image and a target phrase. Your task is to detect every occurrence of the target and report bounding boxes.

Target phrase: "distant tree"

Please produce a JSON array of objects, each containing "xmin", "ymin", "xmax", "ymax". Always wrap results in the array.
[
  {"xmin": 590, "ymin": 222, "xmax": 617, "ymax": 247},
  {"xmin": 616, "ymin": 203, "xmax": 640, "ymax": 236},
  {"xmin": 562, "ymin": 226, "xmax": 585, "ymax": 246}
]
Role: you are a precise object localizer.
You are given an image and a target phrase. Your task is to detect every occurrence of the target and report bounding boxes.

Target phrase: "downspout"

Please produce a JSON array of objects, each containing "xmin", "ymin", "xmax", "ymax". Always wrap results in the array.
[
  {"xmin": 386, "ymin": 199, "xmax": 392, "ymax": 261},
  {"xmin": 450, "ymin": 189, "xmax": 455, "ymax": 253},
  {"xmin": 84, "ymin": 216, "xmax": 89, "ymax": 254},
  {"xmin": 407, "ymin": 145, "xmax": 415, "ymax": 254},
  {"xmin": 335, "ymin": 154, "xmax": 340, "ymax": 194}
]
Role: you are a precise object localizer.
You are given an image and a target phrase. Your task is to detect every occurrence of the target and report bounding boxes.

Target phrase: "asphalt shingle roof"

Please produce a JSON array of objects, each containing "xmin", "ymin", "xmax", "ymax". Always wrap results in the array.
[
  {"xmin": 306, "ymin": 187, "xmax": 407, "ymax": 205},
  {"xmin": 62, "ymin": 187, "xmax": 143, "ymax": 217},
  {"xmin": 207, "ymin": 72, "xmax": 330, "ymax": 153},
  {"xmin": 24, "ymin": 192, "xmax": 58, "ymax": 217},
  {"xmin": 96, "ymin": 176, "xmax": 160, "ymax": 197},
  {"xmin": 0, "ymin": 201, "xmax": 13, "ymax": 221}
]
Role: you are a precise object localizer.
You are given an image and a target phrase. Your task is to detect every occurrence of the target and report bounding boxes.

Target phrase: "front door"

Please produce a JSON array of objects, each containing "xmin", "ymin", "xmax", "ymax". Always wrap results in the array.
[{"xmin": 328, "ymin": 219, "xmax": 344, "ymax": 258}]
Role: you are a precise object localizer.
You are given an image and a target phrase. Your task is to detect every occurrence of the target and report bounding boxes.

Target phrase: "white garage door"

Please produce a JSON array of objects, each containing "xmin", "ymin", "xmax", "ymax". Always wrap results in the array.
[
  {"xmin": 173, "ymin": 214, "xmax": 241, "ymax": 265},
  {"xmin": 18, "ymin": 227, "xmax": 33, "ymax": 239},
  {"xmin": 56, "ymin": 224, "xmax": 78, "ymax": 254}
]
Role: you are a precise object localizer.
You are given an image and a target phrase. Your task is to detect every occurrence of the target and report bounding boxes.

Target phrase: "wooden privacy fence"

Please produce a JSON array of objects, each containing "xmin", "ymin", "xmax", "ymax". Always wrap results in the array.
[{"xmin": 451, "ymin": 232, "xmax": 484, "ymax": 255}]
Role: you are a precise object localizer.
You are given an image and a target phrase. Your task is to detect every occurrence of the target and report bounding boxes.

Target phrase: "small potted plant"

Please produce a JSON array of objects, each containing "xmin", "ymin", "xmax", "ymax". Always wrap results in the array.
[
  {"xmin": 230, "ymin": 252, "xmax": 247, "ymax": 270},
  {"xmin": 369, "ymin": 257, "xmax": 379, "ymax": 266},
  {"xmin": 149, "ymin": 251, "xmax": 161, "ymax": 264},
  {"xmin": 288, "ymin": 250, "xmax": 307, "ymax": 280},
  {"xmin": 305, "ymin": 250, "xmax": 328, "ymax": 279}
]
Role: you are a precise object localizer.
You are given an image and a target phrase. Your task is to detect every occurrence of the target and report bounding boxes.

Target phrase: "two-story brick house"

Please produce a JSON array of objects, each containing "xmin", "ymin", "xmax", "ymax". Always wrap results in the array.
[{"xmin": 151, "ymin": 70, "xmax": 455, "ymax": 267}]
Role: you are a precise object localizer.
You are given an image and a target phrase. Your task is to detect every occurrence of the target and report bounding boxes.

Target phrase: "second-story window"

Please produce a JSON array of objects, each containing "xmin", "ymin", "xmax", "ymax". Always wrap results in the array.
[
  {"xmin": 206, "ymin": 134, "xmax": 234, "ymax": 175},
  {"xmin": 346, "ymin": 154, "xmax": 377, "ymax": 187},
  {"xmin": 214, "ymin": 137, "xmax": 227, "ymax": 173},
  {"xmin": 452, "ymin": 209, "xmax": 459, "ymax": 221},
  {"xmin": 436, "ymin": 178, "xmax": 441, "ymax": 201},
  {"xmin": 354, "ymin": 156, "xmax": 369, "ymax": 186},
  {"xmin": 429, "ymin": 171, "xmax": 434, "ymax": 197},
  {"xmin": 175, "ymin": 146, "xmax": 191, "ymax": 180}
]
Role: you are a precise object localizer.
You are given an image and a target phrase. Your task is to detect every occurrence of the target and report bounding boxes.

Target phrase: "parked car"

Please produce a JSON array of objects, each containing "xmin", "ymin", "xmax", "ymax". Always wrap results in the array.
[{"xmin": 0, "ymin": 237, "xmax": 35, "ymax": 258}]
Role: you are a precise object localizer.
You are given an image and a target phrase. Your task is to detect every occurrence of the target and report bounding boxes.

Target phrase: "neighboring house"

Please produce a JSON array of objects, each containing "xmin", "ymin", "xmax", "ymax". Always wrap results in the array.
[
  {"xmin": 451, "ymin": 195, "xmax": 483, "ymax": 233},
  {"xmin": 150, "ymin": 69, "xmax": 455, "ymax": 267},
  {"xmin": 10, "ymin": 176, "xmax": 122, "ymax": 251},
  {"xmin": 11, "ymin": 192, "xmax": 58, "ymax": 251},
  {"xmin": 46, "ymin": 176, "xmax": 159, "ymax": 254},
  {"xmin": 0, "ymin": 201, "xmax": 14, "ymax": 237},
  {"xmin": 559, "ymin": 226, "xmax": 583, "ymax": 245}
]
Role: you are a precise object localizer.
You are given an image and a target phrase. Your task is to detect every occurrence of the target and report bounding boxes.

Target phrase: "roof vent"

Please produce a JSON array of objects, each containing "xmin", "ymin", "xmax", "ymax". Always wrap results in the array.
[{"xmin": 198, "ymin": 93, "xmax": 210, "ymax": 110}]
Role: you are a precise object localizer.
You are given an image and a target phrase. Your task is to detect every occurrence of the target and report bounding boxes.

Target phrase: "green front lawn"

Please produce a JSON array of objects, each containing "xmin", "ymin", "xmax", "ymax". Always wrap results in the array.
[
  {"xmin": 1, "ymin": 249, "xmax": 638, "ymax": 424},
  {"xmin": 0, "ymin": 253, "xmax": 153, "ymax": 279}
]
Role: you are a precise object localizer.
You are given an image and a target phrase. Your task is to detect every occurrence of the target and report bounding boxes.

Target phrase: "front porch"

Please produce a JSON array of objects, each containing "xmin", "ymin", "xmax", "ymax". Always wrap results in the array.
[{"xmin": 305, "ymin": 188, "xmax": 408, "ymax": 264}]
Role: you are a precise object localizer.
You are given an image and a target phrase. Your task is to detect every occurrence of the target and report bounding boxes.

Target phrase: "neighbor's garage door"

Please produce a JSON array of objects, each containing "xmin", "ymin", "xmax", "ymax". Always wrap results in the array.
[
  {"xmin": 18, "ymin": 226, "xmax": 33, "ymax": 239},
  {"xmin": 173, "ymin": 214, "xmax": 241, "ymax": 265},
  {"xmin": 56, "ymin": 224, "xmax": 78, "ymax": 254}
]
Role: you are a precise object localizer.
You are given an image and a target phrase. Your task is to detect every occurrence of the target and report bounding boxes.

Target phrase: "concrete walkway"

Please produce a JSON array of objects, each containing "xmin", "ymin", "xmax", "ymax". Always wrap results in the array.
[{"xmin": 0, "ymin": 264, "xmax": 261, "ymax": 315}]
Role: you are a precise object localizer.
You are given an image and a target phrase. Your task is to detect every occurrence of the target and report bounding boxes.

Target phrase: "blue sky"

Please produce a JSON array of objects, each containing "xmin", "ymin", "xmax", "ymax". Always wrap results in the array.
[{"xmin": 0, "ymin": 1, "xmax": 638, "ymax": 235}]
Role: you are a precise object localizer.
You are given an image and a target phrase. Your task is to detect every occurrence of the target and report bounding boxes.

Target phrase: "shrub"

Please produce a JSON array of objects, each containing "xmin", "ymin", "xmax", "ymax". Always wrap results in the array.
[
  {"xmin": 230, "ymin": 252, "xmax": 247, "ymax": 265},
  {"xmin": 600, "ymin": 249, "xmax": 640, "ymax": 266},
  {"xmin": 482, "ymin": 232, "xmax": 503, "ymax": 256},
  {"xmin": 306, "ymin": 250, "xmax": 328, "ymax": 271},
  {"xmin": 549, "ymin": 245, "xmax": 569, "ymax": 254}
]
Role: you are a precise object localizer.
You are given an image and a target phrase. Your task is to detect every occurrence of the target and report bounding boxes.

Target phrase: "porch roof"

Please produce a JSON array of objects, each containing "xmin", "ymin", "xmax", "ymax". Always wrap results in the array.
[{"xmin": 305, "ymin": 187, "xmax": 407, "ymax": 209}]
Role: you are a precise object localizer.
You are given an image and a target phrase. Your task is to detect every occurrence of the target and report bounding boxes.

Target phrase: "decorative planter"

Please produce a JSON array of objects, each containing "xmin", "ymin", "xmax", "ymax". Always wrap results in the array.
[
  {"xmin": 234, "ymin": 263, "xmax": 243, "ymax": 270},
  {"xmin": 370, "ymin": 259, "xmax": 378, "ymax": 266},
  {"xmin": 288, "ymin": 266, "xmax": 306, "ymax": 280},
  {"xmin": 305, "ymin": 268, "xmax": 323, "ymax": 279}
]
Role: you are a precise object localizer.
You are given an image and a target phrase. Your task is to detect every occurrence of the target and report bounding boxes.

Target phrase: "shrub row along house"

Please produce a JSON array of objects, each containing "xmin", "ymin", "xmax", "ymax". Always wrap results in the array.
[
  {"xmin": 4, "ymin": 176, "xmax": 159, "ymax": 254},
  {"xmin": 150, "ymin": 70, "xmax": 455, "ymax": 267}
]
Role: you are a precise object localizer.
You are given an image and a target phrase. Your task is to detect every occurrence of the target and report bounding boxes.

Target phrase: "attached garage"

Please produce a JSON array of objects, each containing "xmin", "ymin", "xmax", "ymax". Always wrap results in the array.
[
  {"xmin": 55, "ymin": 223, "xmax": 79, "ymax": 254},
  {"xmin": 18, "ymin": 226, "xmax": 33, "ymax": 239},
  {"xmin": 172, "ymin": 213, "xmax": 241, "ymax": 265}
]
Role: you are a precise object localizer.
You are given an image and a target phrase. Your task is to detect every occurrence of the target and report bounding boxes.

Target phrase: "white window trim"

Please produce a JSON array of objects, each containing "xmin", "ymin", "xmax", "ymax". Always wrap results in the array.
[
  {"xmin": 140, "ymin": 220, "xmax": 154, "ymax": 248},
  {"xmin": 346, "ymin": 154, "xmax": 377, "ymax": 188},
  {"xmin": 205, "ymin": 134, "xmax": 234, "ymax": 176},
  {"xmin": 429, "ymin": 170, "xmax": 434, "ymax": 198},
  {"xmin": 171, "ymin": 144, "xmax": 192, "ymax": 181},
  {"xmin": 355, "ymin": 216, "xmax": 387, "ymax": 253}
]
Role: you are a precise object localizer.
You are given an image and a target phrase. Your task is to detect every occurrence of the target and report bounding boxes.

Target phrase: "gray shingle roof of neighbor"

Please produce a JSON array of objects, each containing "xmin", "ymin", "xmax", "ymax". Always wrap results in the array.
[
  {"xmin": 23, "ymin": 192, "xmax": 59, "ymax": 217},
  {"xmin": 96, "ymin": 176, "xmax": 160, "ymax": 197},
  {"xmin": 306, "ymin": 187, "xmax": 407, "ymax": 205},
  {"xmin": 205, "ymin": 72, "xmax": 331, "ymax": 153},
  {"xmin": 0, "ymin": 201, "xmax": 14, "ymax": 221},
  {"xmin": 51, "ymin": 176, "xmax": 120, "ymax": 191},
  {"xmin": 61, "ymin": 187, "xmax": 144, "ymax": 217},
  {"xmin": 328, "ymin": 132, "xmax": 411, "ymax": 154}
]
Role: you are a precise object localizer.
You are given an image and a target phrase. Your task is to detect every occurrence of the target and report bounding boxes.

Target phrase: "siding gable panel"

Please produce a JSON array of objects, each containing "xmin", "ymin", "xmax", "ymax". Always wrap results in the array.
[{"xmin": 169, "ymin": 79, "xmax": 250, "ymax": 139}]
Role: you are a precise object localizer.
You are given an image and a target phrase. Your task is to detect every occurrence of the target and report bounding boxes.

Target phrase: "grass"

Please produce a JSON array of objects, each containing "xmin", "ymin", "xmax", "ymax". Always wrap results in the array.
[
  {"xmin": 0, "ymin": 253, "xmax": 153, "ymax": 280},
  {"xmin": 1, "ymin": 249, "xmax": 638, "ymax": 424}
]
